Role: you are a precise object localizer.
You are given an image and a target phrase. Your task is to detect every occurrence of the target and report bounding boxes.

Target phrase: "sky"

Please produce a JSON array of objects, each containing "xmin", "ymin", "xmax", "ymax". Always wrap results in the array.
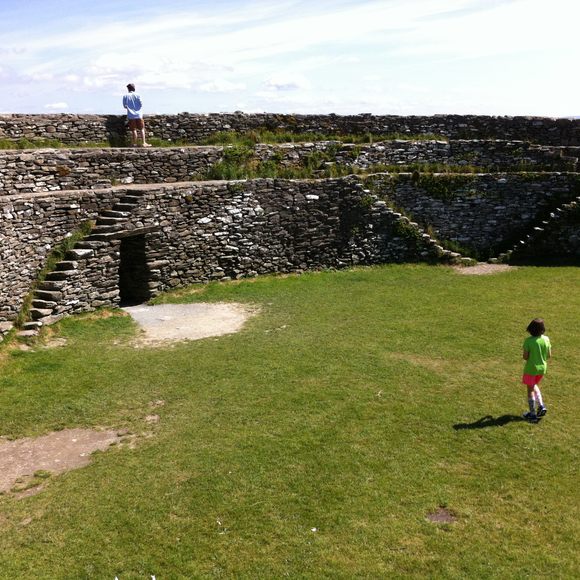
[{"xmin": 1, "ymin": 0, "xmax": 578, "ymax": 117}]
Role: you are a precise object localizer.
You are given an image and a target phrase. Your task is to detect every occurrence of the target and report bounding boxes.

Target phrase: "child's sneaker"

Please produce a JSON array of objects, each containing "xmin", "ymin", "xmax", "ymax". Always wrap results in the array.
[
  {"xmin": 523, "ymin": 411, "xmax": 538, "ymax": 422},
  {"xmin": 537, "ymin": 406, "xmax": 547, "ymax": 417}
]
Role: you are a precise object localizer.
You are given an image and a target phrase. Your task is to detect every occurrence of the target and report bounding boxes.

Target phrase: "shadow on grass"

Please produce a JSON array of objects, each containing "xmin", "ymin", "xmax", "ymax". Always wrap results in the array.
[{"xmin": 453, "ymin": 415, "xmax": 526, "ymax": 430}]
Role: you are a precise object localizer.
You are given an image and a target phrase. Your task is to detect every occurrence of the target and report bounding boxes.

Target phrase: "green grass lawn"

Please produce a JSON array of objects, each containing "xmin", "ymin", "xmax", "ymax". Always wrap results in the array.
[{"xmin": 0, "ymin": 265, "xmax": 578, "ymax": 578}]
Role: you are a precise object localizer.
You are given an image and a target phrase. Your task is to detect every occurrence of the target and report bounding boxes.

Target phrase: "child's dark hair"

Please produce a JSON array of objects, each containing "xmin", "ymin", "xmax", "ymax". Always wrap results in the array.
[{"xmin": 527, "ymin": 318, "xmax": 545, "ymax": 337}]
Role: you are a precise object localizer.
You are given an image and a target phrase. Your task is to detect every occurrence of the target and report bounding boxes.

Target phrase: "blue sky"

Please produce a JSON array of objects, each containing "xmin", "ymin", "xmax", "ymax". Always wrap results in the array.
[{"xmin": 1, "ymin": 0, "xmax": 578, "ymax": 116}]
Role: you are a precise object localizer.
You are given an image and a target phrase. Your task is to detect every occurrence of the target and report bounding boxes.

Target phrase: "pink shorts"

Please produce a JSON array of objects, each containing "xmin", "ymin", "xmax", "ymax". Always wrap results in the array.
[{"xmin": 522, "ymin": 374, "xmax": 544, "ymax": 386}]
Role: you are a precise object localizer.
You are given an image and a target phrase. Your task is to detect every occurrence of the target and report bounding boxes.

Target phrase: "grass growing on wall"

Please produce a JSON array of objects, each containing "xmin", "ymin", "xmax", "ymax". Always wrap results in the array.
[
  {"xmin": 0, "ymin": 138, "xmax": 112, "ymax": 150},
  {"xmin": 0, "ymin": 265, "xmax": 578, "ymax": 577},
  {"xmin": 0, "ymin": 132, "xmax": 449, "ymax": 150},
  {"xmin": 199, "ymin": 130, "xmax": 449, "ymax": 146},
  {"xmin": 203, "ymin": 145, "xmax": 357, "ymax": 180}
]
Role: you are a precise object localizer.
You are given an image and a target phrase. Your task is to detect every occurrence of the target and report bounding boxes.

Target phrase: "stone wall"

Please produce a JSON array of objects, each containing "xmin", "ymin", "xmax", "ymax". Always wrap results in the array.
[
  {"xmin": 0, "ymin": 147, "xmax": 221, "ymax": 195},
  {"xmin": 1, "ymin": 113, "xmax": 579, "ymax": 145},
  {"xmin": 1, "ymin": 141, "xmax": 576, "ymax": 196},
  {"xmin": 0, "ymin": 178, "xmax": 446, "ymax": 329},
  {"xmin": 0, "ymin": 189, "xmax": 121, "ymax": 325},
  {"xmin": 508, "ymin": 202, "xmax": 580, "ymax": 263},
  {"xmin": 3, "ymin": 171, "xmax": 579, "ymax": 335},
  {"xmin": 367, "ymin": 173, "xmax": 580, "ymax": 257}
]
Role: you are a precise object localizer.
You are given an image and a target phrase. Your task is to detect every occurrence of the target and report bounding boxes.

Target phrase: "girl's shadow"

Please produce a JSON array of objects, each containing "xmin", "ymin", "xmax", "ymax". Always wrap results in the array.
[{"xmin": 453, "ymin": 415, "xmax": 526, "ymax": 430}]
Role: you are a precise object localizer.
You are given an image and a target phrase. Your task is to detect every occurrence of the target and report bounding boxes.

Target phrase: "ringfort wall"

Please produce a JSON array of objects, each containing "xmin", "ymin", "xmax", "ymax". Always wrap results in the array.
[
  {"xmin": 0, "ymin": 113, "xmax": 579, "ymax": 338},
  {"xmin": 1, "ymin": 113, "xmax": 580, "ymax": 145},
  {"xmin": 0, "ymin": 141, "xmax": 577, "ymax": 196}
]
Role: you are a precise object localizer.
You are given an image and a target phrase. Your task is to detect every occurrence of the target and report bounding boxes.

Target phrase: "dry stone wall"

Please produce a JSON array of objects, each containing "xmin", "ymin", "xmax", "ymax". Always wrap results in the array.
[
  {"xmin": 2, "ymin": 171, "xmax": 579, "ymax": 337},
  {"xmin": 506, "ymin": 202, "xmax": 580, "ymax": 263},
  {"xmin": 0, "ymin": 189, "xmax": 121, "ymax": 325},
  {"xmin": 1, "ymin": 113, "xmax": 579, "ymax": 145},
  {"xmin": 1, "ymin": 111, "xmax": 579, "ymax": 337},
  {"xmin": 0, "ymin": 178, "xmax": 446, "ymax": 331},
  {"xmin": 1, "ymin": 141, "xmax": 576, "ymax": 196},
  {"xmin": 367, "ymin": 173, "xmax": 580, "ymax": 257},
  {"xmin": 0, "ymin": 147, "xmax": 221, "ymax": 195}
]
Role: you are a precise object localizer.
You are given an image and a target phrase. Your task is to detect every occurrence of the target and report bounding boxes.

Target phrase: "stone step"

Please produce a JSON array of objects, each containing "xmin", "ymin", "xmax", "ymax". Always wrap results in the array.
[
  {"xmin": 75, "ymin": 240, "xmax": 108, "ymax": 249},
  {"xmin": 114, "ymin": 203, "xmax": 137, "ymax": 212},
  {"xmin": 66, "ymin": 248, "xmax": 95, "ymax": 259},
  {"xmin": 32, "ymin": 299, "xmax": 57, "ymax": 309},
  {"xmin": 55, "ymin": 260, "xmax": 78, "ymax": 271},
  {"xmin": 35, "ymin": 289, "xmax": 63, "ymax": 302},
  {"xmin": 38, "ymin": 279, "xmax": 66, "ymax": 290},
  {"xmin": 30, "ymin": 308, "xmax": 53, "ymax": 320},
  {"xmin": 92, "ymin": 223, "xmax": 124, "ymax": 232},
  {"xmin": 86, "ymin": 232, "xmax": 119, "ymax": 241},
  {"xmin": 22, "ymin": 321, "xmax": 43, "ymax": 331},
  {"xmin": 36, "ymin": 313, "xmax": 65, "ymax": 326},
  {"xmin": 45, "ymin": 270, "xmax": 76, "ymax": 281},
  {"xmin": 102, "ymin": 210, "xmax": 130, "ymax": 218},
  {"xmin": 96, "ymin": 216, "xmax": 127, "ymax": 226},
  {"xmin": 18, "ymin": 330, "xmax": 38, "ymax": 338}
]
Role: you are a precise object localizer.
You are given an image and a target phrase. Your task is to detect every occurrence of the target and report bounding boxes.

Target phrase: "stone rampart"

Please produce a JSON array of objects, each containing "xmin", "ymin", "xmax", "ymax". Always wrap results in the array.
[
  {"xmin": 367, "ymin": 173, "xmax": 580, "ymax": 257},
  {"xmin": 1, "ymin": 113, "xmax": 579, "ymax": 145},
  {"xmin": 2, "ymin": 172, "xmax": 579, "ymax": 333},
  {"xmin": 0, "ymin": 178, "xmax": 446, "ymax": 328},
  {"xmin": 1, "ymin": 141, "xmax": 576, "ymax": 197},
  {"xmin": 0, "ymin": 188, "xmax": 121, "ymax": 325}
]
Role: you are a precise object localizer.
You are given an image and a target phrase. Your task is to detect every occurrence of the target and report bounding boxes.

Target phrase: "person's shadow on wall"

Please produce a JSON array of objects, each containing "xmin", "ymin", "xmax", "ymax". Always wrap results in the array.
[
  {"xmin": 453, "ymin": 415, "xmax": 525, "ymax": 430},
  {"xmin": 105, "ymin": 115, "xmax": 128, "ymax": 147}
]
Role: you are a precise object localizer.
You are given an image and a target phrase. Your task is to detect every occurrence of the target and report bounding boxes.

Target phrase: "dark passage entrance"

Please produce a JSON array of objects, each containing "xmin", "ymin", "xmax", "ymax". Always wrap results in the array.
[{"xmin": 119, "ymin": 234, "xmax": 151, "ymax": 305}]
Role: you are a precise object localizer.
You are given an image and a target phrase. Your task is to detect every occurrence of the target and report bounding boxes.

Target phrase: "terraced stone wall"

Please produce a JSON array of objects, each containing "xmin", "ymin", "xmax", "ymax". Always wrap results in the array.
[
  {"xmin": 0, "ymin": 189, "xmax": 121, "ymax": 327},
  {"xmin": 1, "ymin": 113, "xmax": 579, "ymax": 145},
  {"xmin": 368, "ymin": 173, "xmax": 580, "ymax": 257},
  {"xmin": 0, "ymin": 147, "xmax": 222, "ymax": 195},
  {"xmin": 0, "ymin": 178, "xmax": 443, "ymax": 330},
  {"xmin": 2, "ymin": 172, "xmax": 579, "ymax": 335},
  {"xmin": 0, "ymin": 141, "xmax": 576, "ymax": 196}
]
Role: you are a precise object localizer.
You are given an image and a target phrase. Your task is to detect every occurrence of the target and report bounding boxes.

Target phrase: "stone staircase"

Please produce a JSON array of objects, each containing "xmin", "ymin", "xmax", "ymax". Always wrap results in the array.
[
  {"xmin": 20, "ymin": 188, "xmax": 147, "ymax": 336},
  {"xmin": 495, "ymin": 196, "xmax": 580, "ymax": 263},
  {"xmin": 367, "ymin": 196, "xmax": 472, "ymax": 266}
]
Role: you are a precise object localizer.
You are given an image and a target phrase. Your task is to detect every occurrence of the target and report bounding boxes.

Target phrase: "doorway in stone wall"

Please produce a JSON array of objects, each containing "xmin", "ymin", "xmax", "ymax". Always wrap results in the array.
[{"xmin": 119, "ymin": 234, "xmax": 151, "ymax": 305}]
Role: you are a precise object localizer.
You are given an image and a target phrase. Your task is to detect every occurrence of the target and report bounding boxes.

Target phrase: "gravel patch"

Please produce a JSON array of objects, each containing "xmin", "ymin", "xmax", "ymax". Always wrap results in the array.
[
  {"xmin": 123, "ymin": 302, "xmax": 257, "ymax": 346},
  {"xmin": 454, "ymin": 263, "xmax": 515, "ymax": 275}
]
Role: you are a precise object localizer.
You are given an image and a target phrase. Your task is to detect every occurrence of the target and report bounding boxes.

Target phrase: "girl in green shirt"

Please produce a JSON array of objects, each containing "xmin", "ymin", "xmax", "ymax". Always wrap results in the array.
[{"xmin": 522, "ymin": 318, "xmax": 551, "ymax": 421}]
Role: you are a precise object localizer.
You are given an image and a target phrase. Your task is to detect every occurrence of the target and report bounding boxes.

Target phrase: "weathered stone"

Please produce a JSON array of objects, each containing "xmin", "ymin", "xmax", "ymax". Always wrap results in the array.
[
  {"xmin": 29, "ymin": 308, "xmax": 53, "ymax": 320},
  {"xmin": 1, "ymin": 115, "xmax": 579, "ymax": 327}
]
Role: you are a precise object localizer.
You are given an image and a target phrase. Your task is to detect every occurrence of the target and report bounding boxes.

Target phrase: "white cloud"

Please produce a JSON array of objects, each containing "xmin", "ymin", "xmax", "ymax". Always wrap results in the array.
[
  {"xmin": 199, "ymin": 79, "xmax": 246, "ymax": 93},
  {"xmin": 264, "ymin": 74, "xmax": 310, "ymax": 91},
  {"xmin": 45, "ymin": 102, "xmax": 68, "ymax": 110}
]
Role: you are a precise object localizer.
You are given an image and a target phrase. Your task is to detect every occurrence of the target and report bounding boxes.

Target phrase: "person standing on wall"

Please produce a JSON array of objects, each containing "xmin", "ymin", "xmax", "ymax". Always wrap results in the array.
[{"xmin": 122, "ymin": 83, "xmax": 151, "ymax": 147}]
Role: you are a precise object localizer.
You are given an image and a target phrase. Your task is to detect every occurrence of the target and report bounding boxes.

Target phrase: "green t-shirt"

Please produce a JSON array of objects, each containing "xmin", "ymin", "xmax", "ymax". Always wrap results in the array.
[{"xmin": 523, "ymin": 335, "xmax": 551, "ymax": 375}]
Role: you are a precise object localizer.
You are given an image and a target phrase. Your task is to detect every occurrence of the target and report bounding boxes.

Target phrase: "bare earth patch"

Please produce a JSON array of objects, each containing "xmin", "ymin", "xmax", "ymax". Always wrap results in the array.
[
  {"xmin": 426, "ymin": 507, "xmax": 458, "ymax": 524},
  {"xmin": 123, "ymin": 303, "xmax": 257, "ymax": 346},
  {"xmin": 0, "ymin": 429, "xmax": 121, "ymax": 495},
  {"xmin": 454, "ymin": 263, "xmax": 515, "ymax": 276}
]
